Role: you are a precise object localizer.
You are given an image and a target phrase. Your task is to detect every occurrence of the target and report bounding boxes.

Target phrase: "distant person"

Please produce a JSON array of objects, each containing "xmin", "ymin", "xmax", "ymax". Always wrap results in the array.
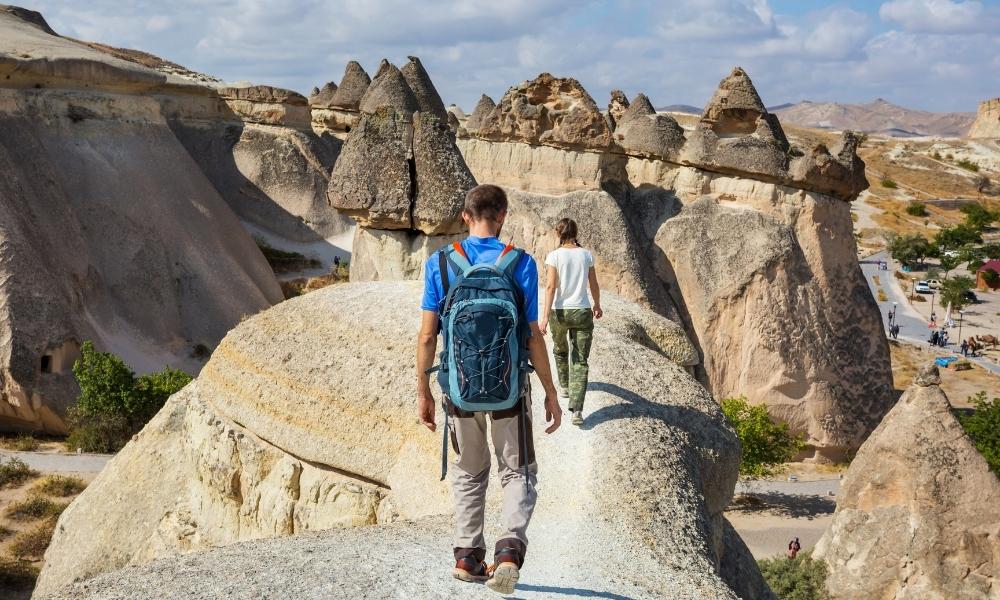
[
  {"xmin": 416, "ymin": 184, "xmax": 561, "ymax": 594},
  {"xmin": 961, "ymin": 339, "xmax": 969, "ymax": 356},
  {"xmin": 334, "ymin": 255, "xmax": 341, "ymax": 268},
  {"xmin": 941, "ymin": 331, "xmax": 949, "ymax": 347},
  {"xmin": 539, "ymin": 218, "xmax": 603, "ymax": 427},
  {"xmin": 891, "ymin": 324, "xmax": 900, "ymax": 339},
  {"xmin": 786, "ymin": 538, "xmax": 801, "ymax": 560}
]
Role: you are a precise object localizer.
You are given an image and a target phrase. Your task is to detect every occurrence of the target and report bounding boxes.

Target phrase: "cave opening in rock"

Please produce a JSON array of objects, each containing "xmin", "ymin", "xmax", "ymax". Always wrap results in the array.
[{"xmin": 40, "ymin": 355, "xmax": 52, "ymax": 373}]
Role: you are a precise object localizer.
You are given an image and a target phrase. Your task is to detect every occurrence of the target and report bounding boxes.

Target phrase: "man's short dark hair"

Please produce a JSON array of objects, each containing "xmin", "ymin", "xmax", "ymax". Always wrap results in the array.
[{"xmin": 463, "ymin": 184, "xmax": 508, "ymax": 222}]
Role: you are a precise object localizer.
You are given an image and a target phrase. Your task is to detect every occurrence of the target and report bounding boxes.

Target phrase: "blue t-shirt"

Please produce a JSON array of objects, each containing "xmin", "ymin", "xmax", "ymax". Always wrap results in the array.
[{"xmin": 421, "ymin": 236, "xmax": 539, "ymax": 323}]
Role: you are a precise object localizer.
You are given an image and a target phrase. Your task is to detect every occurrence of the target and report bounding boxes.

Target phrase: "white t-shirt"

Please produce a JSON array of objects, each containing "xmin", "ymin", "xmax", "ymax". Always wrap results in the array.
[{"xmin": 545, "ymin": 247, "xmax": 594, "ymax": 309}]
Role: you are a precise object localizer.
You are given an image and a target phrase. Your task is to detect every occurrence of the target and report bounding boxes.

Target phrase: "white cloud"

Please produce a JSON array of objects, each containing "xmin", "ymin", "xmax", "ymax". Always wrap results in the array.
[
  {"xmin": 17, "ymin": 0, "xmax": 1000, "ymax": 112},
  {"xmin": 879, "ymin": 0, "xmax": 1000, "ymax": 33}
]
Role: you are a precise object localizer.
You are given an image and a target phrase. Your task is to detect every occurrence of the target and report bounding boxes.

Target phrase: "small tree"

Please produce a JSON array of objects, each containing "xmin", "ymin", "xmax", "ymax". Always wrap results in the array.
[
  {"xmin": 721, "ymin": 396, "xmax": 803, "ymax": 480},
  {"xmin": 886, "ymin": 233, "xmax": 932, "ymax": 267},
  {"xmin": 961, "ymin": 202, "xmax": 997, "ymax": 232},
  {"xmin": 69, "ymin": 342, "xmax": 192, "ymax": 452},
  {"xmin": 933, "ymin": 225, "xmax": 982, "ymax": 255},
  {"xmin": 905, "ymin": 201, "xmax": 928, "ymax": 217},
  {"xmin": 939, "ymin": 275, "xmax": 975, "ymax": 310},
  {"xmin": 983, "ymin": 269, "xmax": 1000, "ymax": 286},
  {"xmin": 957, "ymin": 392, "xmax": 1000, "ymax": 477}
]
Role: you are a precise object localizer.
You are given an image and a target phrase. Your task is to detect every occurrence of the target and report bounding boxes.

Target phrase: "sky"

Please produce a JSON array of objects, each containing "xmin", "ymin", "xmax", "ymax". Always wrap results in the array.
[{"xmin": 22, "ymin": 0, "xmax": 1000, "ymax": 113}]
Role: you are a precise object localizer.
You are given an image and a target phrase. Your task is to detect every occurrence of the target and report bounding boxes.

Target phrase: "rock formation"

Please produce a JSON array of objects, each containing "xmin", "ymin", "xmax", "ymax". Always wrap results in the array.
[
  {"xmin": 452, "ymin": 68, "xmax": 890, "ymax": 459},
  {"xmin": 311, "ymin": 61, "xmax": 371, "ymax": 135},
  {"xmin": 308, "ymin": 81, "xmax": 337, "ymax": 107},
  {"xmin": 401, "ymin": 56, "xmax": 448, "ymax": 121},
  {"xmin": 36, "ymin": 282, "xmax": 771, "ymax": 599},
  {"xmin": 814, "ymin": 364, "xmax": 1000, "ymax": 599},
  {"xmin": 0, "ymin": 6, "xmax": 367, "ymax": 432},
  {"xmin": 608, "ymin": 89, "xmax": 629, "ymax": 128},
  {"xmin": 476, "ymin": 73, "xmax": 614, "ymax": 150},
  {"xmin": 358, "ymin": 59, "xmax": 420, "ymax": 116},
  {"xmin": 613, "ymin": 93, "xmax": 687, "ymax": 160},
  {"xmin": 680, "ymin": 67, "xmax": 790, "ymax": 181},
  {"xmin": 464, "ymin": 93, "xmax": 496, "ymax": 133},
  {"xmin": 330, "ymin": 61, "xmax": 371, "ymax": 110},
  {"xmin": 328, "ymin": 58, "xmax": 474, "ymax": 273},
  {"xmin": 968, "ymin": 97, "xmax": 1000, "ymax": 139}
]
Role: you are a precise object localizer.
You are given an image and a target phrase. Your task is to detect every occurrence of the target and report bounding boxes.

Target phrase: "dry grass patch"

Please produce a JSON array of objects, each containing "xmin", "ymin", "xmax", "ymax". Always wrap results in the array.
[
  {"xmin": 0, "ymin": 525, "xmax": 12, "ymax": 541},
  {"xmin": 0, "ymin": 434, "xmax": 40, "ymax": 452},
  {"xmin": 8, "ymin": 519, "xmax": 57, "ymax": 560},
  {"xmin": 0, "ymin": 458, "xmax": 38, "ymax": 490},
  {"xmin": 4, "ymin": 496, "xmax": 67, "ymax": 522},
  {"xmin": 31, "ymin": 475, "xmax": 86, "ymax": 497}
]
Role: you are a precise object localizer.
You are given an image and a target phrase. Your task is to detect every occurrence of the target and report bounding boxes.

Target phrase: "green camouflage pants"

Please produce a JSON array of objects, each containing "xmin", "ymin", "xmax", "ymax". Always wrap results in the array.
[{"xmin": 549, "ymin": 308, "xmax": 594, "ymax": 412}]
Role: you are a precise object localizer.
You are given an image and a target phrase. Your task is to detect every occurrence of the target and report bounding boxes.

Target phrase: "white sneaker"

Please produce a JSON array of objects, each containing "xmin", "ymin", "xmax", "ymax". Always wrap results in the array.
[
  {"xmin": 572, "ymin": 411, "xmax": 584, "ymax": 426},
  {"xmin": 559, "ymin": 388, "xmax": 569, "ymax": 399}
]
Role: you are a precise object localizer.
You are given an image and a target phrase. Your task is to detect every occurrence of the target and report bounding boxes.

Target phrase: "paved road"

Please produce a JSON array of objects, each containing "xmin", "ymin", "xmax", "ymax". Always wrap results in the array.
[
  {"xmin": 861, "ymin": 251, "xmax": 1000, "ymax": 375},
  {"xmin": 0, "ymin": 449, "xmax": 111, "ymax": 473},
  {"xmin": 736, "ymin": 478, "xmax": 840, "ymax": 498}
]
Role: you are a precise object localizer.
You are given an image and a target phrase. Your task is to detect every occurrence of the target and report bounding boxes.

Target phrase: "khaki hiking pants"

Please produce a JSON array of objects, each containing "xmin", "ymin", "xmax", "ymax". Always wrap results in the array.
[
  {"xmin": 549, "ymin": 308, "xmax": 594, "ymax": 412},
  {"xmin": 446, "ymin": 391, "xmax": 536, "ymax": 566}
]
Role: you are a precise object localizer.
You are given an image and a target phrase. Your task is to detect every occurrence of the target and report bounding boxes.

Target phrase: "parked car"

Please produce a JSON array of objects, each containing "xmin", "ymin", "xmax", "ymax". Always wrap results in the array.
[
  {"xmin": 927, "ymin": 279, "xmax": 943, "ymax": 289},
  {"xmin": 964, "ymin": 290, "xmax": 978, "ymax": 303},
  {"xmin": 915, "ymin": 280, "xmax": 932, "ymax": 293}
]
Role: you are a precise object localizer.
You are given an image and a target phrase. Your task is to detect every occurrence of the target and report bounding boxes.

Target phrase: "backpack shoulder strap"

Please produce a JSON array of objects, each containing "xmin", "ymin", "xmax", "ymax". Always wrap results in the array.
[
  {"xmin": 445, "ymin": 241, "xmax": 474, "ymax": 276},
  {"xmin": 438, "ymin": 250, "xmax": 450, "ymax": 298},
  {"xmin": 494, "ymin": 244, "xmax": 524, "ymax": 275}
]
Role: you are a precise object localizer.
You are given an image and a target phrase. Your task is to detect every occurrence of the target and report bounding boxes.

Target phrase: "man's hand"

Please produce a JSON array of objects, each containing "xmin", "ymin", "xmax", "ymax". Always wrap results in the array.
[
  {"xmin": 592, "ymin": 304, "xmax": 603, "ymax": 319},
  {"xmin": 543, "ymin": 388, "xmax": 562, "ymax": 433},
  {"xmin": 418, "ymin": 392, "xmax": 436, "ymax": 432}
]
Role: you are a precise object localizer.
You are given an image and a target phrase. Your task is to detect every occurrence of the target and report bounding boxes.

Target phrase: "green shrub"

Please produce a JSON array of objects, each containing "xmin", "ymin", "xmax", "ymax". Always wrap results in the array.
[
  {"xmin": 31, "ymin": 475, "xmax": 87, "ymax": 497},
  {"xmin": 957, "ymin": 159, "xmax": 980, "ymax": 172},
  {"xmin": 881, "ymin": 177, "xmax": 898, "ymax": 189},
  {"xmin": 0, "ymin": 557, "xmax": 38, "ymax": 589},
  {"xmin": 69, "ymin": 341, "xmax": 192, "ymax": 453},
  {"xmin": 0, "ymin": 458, "xmax": 38, "ymax": 489},
  {"xmin": 721, "ymin": 396, "xmax": 804, "ymax": 479},
  {"xmin": 957, "ymin": 392, "xmax": 1000, "ymax": 477},
  {"xmin": 758, "ymin": 551, "xmax": 831, "ymax": 600},
  {"xmin": 3, "ymin": 496, "xmax": 67, "ymax": 522},
  {"xmin": 905, "ymin": 201, "xmax": 928, "ymax": 217},
  {"xmin": 932, "ymin": 151, "xmax": 942, "ymax": 160}
]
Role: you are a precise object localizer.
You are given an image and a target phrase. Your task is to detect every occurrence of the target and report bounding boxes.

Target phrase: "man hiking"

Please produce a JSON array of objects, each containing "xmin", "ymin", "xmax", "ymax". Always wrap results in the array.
[{"xmin": 416, "ymin": 184, "xmax": 562, "ymax": 595}]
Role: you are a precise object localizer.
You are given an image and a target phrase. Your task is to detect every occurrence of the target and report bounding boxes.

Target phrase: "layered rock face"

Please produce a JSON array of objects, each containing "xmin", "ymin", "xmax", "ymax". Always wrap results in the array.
[
  {"xmin": 0, "ymin": 7, "xmax": 287, "ymax": 432},
  {"xmin": 36, "ymin": 282, "xmax": 770, "ymax": 599},
  {"xmin": 968, "ymin": 97, "xmax": 1000, "ymax": 139},
  {"xmin": 814, "ymin": 364, "xmax": 1000, "ymax": 599}
]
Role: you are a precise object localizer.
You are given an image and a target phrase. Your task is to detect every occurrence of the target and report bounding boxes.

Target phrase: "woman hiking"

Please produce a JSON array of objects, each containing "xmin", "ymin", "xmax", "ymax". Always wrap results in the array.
[{"xmin": 539, "ymin": 218, "xmax": 602, "ymax": 426}]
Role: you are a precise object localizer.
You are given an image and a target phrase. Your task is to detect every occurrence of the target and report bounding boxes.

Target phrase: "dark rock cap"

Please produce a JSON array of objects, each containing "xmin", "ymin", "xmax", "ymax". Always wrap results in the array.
[
  {"xmin": 401, "ymin": 56, "xmax": 448, "ymax": 121},
  {"xmin": 412, "ymin": 112, "xmax": 476, "ymax": 235},
  {"xmin": 309, "ymin": 81, "xmax": 338, "ymax": 107},
  {"xmin": 327, "ymin": 107, "xmax": 411, "ymax": 229},
  {"xmin": 359, "ymin": 59, "xmax": 420, "ymax": 116},
  {"xmin": 1, "ymin": 5, "xmax": 57, "ymax": 35},
  {"xmin": 329, "ymin": 61, "xmax": 371, "ymax": 110},
  {"xmin": 465, "ymin": 94, "xmax": 496, "ymax": 133}
]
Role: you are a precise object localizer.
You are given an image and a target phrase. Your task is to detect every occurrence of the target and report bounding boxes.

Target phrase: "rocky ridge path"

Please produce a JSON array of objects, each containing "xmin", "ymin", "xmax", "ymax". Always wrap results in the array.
[{"xmin": 40, "ymin": 373, "xmax": 721, "ymax": 599}]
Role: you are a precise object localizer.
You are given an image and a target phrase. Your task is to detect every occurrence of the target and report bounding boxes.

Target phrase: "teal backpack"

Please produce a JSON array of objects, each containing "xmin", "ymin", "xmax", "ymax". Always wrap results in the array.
[{"xmin": 427, "ymin": 241, "xmax": 532, "ymax": 481}]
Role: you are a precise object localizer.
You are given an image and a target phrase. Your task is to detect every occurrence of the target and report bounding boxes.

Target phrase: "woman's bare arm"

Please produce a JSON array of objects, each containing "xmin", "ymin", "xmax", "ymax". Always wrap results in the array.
[
  {"xmin": 541, "ymin": 265, "xmax": 558, "ymax": 334},
  {"xmin": 588, "ymin": 266, "xmax": 602, "ymax": 318}
]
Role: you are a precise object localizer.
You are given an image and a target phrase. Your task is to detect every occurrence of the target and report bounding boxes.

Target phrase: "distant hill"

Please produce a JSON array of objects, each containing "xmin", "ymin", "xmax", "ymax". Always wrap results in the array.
[
  {"xmin": 771, "ymin": 99, "xmax": 975, "ymax": 138},
  {"xmin": 657, "ymin": 103, "xmax": 701, "ymax": 115}
]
